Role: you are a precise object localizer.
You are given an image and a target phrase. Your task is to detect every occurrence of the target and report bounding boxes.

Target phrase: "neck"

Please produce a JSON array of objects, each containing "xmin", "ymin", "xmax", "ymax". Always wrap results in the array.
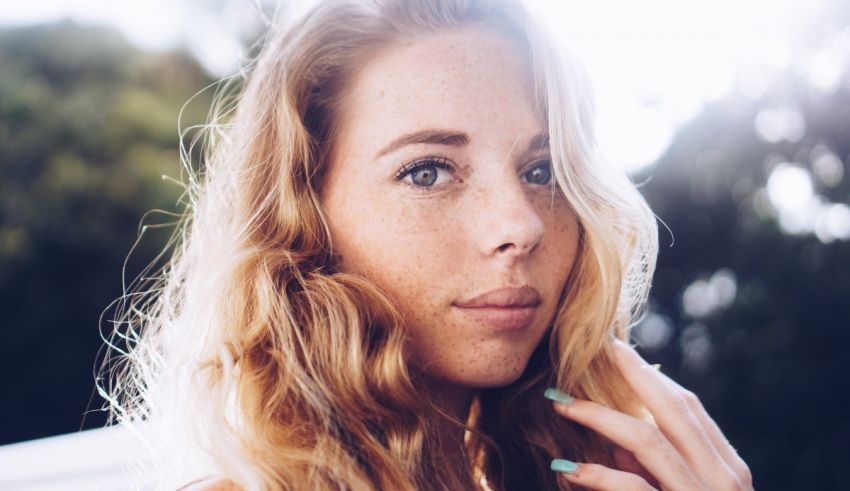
[{"xmin": 431, "ymin": 379, "xmax": 474, "ymax": 422}]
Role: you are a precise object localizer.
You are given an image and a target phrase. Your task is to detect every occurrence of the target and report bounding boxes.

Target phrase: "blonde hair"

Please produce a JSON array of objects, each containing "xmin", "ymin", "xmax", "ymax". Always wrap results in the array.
[{"xmin": 102, "ymin": 0, "xmax": 658, "ymax": 489}]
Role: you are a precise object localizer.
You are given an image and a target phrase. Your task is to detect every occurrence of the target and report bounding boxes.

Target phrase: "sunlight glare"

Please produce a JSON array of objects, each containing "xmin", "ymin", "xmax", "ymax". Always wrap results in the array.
[
  {"xmin": 529, "ymin": 0, "xmax": 825, "ymax": 173},
  {"xmin": 1, "ymin": 0, "xmax": 838, "ymax": 168},
  {"xmin": 754, "ymin": 107, "xmax": 806, "ymax": 143},
  {"xmin": 767, "ymin": 163, "xmax": 814, "ymax": 213}
]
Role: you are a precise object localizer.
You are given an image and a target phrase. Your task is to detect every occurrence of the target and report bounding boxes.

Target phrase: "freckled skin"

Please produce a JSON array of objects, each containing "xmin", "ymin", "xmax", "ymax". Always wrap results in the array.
[{"xmin": 319, "ymin": 28, "xmax": 580, "ymax": 392}]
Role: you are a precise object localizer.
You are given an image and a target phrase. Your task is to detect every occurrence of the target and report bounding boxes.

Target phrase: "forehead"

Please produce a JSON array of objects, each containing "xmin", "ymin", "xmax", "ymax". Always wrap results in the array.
[{"xmin": 334, "ymin": 27, "xmax": 543, "ymax": 154}]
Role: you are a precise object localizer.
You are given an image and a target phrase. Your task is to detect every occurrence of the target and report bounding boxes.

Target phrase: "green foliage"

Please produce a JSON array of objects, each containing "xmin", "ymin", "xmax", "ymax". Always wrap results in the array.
[{"xmin": 0, "ymin": 21, "xmax": 213, "ymax": 441}]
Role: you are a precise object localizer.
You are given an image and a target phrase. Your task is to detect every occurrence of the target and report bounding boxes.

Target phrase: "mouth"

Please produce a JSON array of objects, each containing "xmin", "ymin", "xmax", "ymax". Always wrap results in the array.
[{"xmin": 452, "ymin": 285, "xmax": 542, "ymax": 332}]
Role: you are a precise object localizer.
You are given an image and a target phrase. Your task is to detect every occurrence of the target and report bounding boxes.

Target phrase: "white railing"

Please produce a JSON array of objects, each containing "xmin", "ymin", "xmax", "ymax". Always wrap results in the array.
[{"xmin": 0, "ymin": 426, "xmax": 152, "ymax": 490}]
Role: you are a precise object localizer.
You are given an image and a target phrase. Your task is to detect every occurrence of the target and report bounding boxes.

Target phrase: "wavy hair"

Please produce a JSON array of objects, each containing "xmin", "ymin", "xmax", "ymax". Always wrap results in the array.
[{"xmin": 101, "ymin": 0, "xmax": 658, "ymax": 489}]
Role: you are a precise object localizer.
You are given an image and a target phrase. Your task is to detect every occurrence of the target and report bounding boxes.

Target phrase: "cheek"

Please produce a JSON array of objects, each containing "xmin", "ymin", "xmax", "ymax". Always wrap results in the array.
[
  {"xmin": 536, "ymin": 196, "xmax": 581, "ymax": 287},
  {"xmin": 326, "ymin": 185, "xmax": 459, "ymax": 315},
  {"xmin": 548, "ymin": 206, "xmax": 580, "ymax": 255},
  {"xmin": 529, "ymin": 186, "xmax": 577, "ymax": 232}
]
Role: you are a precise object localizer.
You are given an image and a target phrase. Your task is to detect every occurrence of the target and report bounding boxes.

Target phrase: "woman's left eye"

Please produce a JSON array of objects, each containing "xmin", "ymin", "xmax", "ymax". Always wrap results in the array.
[{"xmin": 522, "ymin": 160, "xmax": 552, "ymax": 185}]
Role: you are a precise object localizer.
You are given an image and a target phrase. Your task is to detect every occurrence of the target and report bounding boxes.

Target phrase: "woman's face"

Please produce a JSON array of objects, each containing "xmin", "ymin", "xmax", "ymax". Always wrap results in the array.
[{"xmin": 320, "ymin": 27, "xmax": 580, "ymax": 391}]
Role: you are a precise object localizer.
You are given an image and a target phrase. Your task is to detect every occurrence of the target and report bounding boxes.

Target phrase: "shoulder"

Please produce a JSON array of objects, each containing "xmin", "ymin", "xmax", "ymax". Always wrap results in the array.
[{"xmin": 177, "ymin": 477, "xmax": 241, "ymax": 491}]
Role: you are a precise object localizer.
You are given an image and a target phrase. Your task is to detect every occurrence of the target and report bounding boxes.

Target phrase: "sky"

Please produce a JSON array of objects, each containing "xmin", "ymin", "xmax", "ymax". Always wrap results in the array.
[{"xmin": 0, "ymin": 0, "xmax": 848, "ymax": 174}]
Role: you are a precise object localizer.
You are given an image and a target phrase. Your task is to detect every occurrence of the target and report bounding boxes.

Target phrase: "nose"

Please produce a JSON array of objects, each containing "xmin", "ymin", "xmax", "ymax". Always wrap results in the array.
[{"xmin": 472, "ymin": 177, "xmax": 545, "ymax": 259}]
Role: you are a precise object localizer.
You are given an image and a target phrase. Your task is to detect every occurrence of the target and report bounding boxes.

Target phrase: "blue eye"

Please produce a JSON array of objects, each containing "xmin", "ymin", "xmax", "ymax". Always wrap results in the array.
[
  {"xmin": 396, "ymin": 157, "xmax": 453, "ymax": 189},
  {"xmin": 411, "ymin": 165, "xmax": 439, "ymax": 186},
  {"xmin": 523, "ymin": 160, "xmax": 552, "ymax": 185}
]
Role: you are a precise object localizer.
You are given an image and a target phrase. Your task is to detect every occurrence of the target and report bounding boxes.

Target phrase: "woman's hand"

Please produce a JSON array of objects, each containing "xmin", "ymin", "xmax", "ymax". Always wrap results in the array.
[{"xmin": 545, "ymin": 339, "xmax": 753, "ymax": 491}]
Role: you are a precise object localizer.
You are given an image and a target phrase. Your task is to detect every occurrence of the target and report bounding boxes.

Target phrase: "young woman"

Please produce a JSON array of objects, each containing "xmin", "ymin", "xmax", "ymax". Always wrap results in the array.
[{"xmin": 105, "ymin": 0, "xmax": 753, "ymax": 489}]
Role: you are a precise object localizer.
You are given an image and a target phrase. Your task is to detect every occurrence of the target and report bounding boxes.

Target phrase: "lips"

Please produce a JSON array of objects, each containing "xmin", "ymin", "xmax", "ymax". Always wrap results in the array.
[
  {"xmin": 452, "ymin": 286, "xmax": 542, "ymax": 332},
  {"xmin": 453, "ymin": 285, "xmax": 542, "ymax": 308}
]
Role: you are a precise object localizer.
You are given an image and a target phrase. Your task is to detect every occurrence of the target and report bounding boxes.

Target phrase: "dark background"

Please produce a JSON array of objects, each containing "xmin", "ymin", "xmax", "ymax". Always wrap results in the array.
[{"xmin": 1, "ymin": 6, "xmax": 849, "ymax": 490}]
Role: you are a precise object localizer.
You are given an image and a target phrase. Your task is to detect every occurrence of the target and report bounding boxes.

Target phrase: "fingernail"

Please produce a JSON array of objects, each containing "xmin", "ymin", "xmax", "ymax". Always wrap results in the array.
[
  {"xmin": 550, "ymin": 458, "xmax": 580, "ymax": 474},
  {"xmin": 544, "ymin": 387, "xmax": 575, "ymax": 405}
]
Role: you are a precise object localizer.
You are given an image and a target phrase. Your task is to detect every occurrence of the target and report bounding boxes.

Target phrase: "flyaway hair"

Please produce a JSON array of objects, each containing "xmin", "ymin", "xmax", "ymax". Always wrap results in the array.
[{"xmin": 100, "ymin": 0, "xmax": 658, "ymax": 489}]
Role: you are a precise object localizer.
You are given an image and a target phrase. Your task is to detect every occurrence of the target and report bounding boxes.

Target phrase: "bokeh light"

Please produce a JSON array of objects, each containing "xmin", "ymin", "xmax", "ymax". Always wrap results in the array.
[
  {"xmin": 764, "ymin": 161, "xmax": 850, "ymax": 241},
  {"xmin": 632, "ymin": 311, "xmax": 675, "ymax": 351},
  {"xmin": 680, "ymin": 322, "xmax": 714, "ymax": 373},
  {"xmin": 528, "ymin": 0, "xmax": 840, "ymax": 172},
  {"xmin": 755, "ymin": 107, "xmax": 807, "ymax": 143},
  {"xmin": 682, "ymin": 269, "xmax": 738, "ymax": 319}
]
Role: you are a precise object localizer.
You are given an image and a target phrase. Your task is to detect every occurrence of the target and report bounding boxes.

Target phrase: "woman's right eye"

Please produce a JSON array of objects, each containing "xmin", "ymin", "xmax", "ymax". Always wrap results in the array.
[
  {"xmin": 396, "ymin": 158, "xmax": 454, "ymax": 190},
  {"xmin": 410, "ymin": 165, "xmax": 439, "ymax": 186}
]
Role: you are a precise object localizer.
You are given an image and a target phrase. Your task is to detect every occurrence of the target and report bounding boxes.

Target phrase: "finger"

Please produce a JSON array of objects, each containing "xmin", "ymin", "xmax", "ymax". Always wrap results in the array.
[
  {"xmin": 611, "ymin": 445, "xmax": 660, "ymax": 489},
  {"xmin": 612, "ymin": 339, "xmax": 737, "ymax": 486},
  {"xmin": 656, "ymin": 369, "xmax": 753, "ymax": 487},
  {"xmin": 551, "ymin": 397, "xmax": 704, "ymax": 489},
  {"xmin": 552, "ymin": 460, "xmax": 657, "ymax": 491}
]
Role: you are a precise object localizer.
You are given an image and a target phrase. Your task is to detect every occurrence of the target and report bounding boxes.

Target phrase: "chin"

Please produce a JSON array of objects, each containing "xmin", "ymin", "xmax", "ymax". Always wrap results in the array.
[
  {"xmin": 418, "ymin": 341, "xmax": 544, "ymax": 391},
  {"xmin": 458, "ymin": 363, "xmax": 529, "ymax": 389},
  {"xmin": 460, "ymin": 341, "xmax": 549, "ymax": 390}
]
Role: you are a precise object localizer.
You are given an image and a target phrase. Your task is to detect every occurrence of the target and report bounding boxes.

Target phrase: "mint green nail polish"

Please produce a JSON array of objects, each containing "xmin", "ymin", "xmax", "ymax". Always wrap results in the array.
[
  {"xmin": 544, "ymin": 387, "xmax": 575, "ymax": 405},
  {"xmin": 551, "ymin": 458, "xmax": 579, "ymax": 474}
]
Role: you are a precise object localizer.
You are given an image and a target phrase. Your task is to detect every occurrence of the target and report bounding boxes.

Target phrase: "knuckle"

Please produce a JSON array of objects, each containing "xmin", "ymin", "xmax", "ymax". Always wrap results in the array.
[
  {"xmin": 633, "ymin": 421, "xmax": 665, "ymax": 448},
  {"xmin": 667, "ymin": 391, "xmax": 692, "ymax": 417},
  {"xmin": 680, "ymin": 388, "xmax": 702, "ymax": 409}
]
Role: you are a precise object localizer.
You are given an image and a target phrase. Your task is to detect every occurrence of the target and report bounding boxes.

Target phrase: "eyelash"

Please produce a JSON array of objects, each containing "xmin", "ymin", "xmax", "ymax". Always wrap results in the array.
[
  {"xmin": 394, "ymin": 156, "xmax": 553, "ymax": 192},
  {"xmin": 394, "ymin": 156, "xmax": 454, "ymax": 192},
  {"xmin": 522, "ymin": 160, "xmax": 553, "ymax": 185}
]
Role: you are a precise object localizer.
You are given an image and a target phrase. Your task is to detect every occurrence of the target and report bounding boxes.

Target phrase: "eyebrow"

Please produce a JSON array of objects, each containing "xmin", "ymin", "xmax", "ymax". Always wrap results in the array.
[
  {"xmin": 375, "ymin": 129, "xmax": 470, "ymax": 158},
  {"xmin": 374, "ymin": 128, "xmax": 549, "ymax": 158},
  {"xmin": 528, "ymin": 132, "xmax": 549, "ymax": 152}
]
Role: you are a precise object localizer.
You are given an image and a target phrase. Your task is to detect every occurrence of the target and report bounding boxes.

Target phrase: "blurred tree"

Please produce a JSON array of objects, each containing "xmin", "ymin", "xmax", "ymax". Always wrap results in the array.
[
  {"xmin": 0, "ymin": 21, "xmax": 213, "ymax": 444},
  {"xmin": 635, "ymin": 66, "xmax": 850, "ymax": 489}
]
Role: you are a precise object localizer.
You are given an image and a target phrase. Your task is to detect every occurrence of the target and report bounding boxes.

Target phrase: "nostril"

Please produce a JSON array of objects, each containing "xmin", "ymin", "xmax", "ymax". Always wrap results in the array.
[{"xmin": 496, "ymin": 240, "xmax": 537, "ymax": 255}]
